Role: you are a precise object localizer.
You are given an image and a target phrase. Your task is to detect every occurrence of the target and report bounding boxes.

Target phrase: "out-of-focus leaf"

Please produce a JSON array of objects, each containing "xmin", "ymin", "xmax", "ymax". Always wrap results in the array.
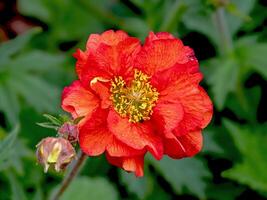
[
  {"xmin": 33, "ymin": 187, "xmax": 43, "ymax": 200},
  {"xmin": 8, "ymin": 50, "xmax": 65, "ymax": 72},
  {"xmin": 222, "ymin": 120, "xmax": 267, "ymax": 194},
  {"xmin": 224, "ymin": 0, "xmax": 256, "ymax": 35},
  {"xmin": 202, "ymin": 129, "xmax": 224, "ymax": 155},
  {"xmin": 9, "ymin": 74, "xmax": 60, "ymax": 113},
  {"xmin": 145, "ymin": 180, "xmax": 172, "ymax": 200},
  {"xmin": 121, "ymin": 18, "xmax": 149, "ymax": 40},
  {"xmin": 0, "ymin": 125, "xmax": 19, "ymax": 171},
  {"xmin": 0, "ymin": 85, "xmax": 20, "ymax": 125},
  {"xmin": 206, "ymin": 183, "xmax": 244, "ymax": 200},
  {"xmin": 17, "ymin": 0, "xmax": 50, "ymax": 22},
  {"xmin": 150, "ymin": 157, "xmax": 211, "ymax": 198},
  {"xmin": 182, "ymin": 0, "xmax": 256, "ymax": 47},
  {"xmin": 6, "ymin": 171, "xmax": 27, "ymax": 200},
  {"xmin": 120, "ymin": 171, "xmax": 152, "ymax": 199},
  {"xmin": 203, "ymin": 58, "xmax": 239, "ymax": 110},
  {"xmin": 226, "ymin": 86, "xmax": 261, "ymax": 122},
  {"xmin": 244, "ymin": 43, "xmax": 267, "ymax": 79},
  {"xmin": 51, "ymin": 177, "xmax": 118, "ymax": 200},
  {"xmin": 159, "ymin": 1, "xmax": 187, "ymax": 32},
  {"xmin": 0, "ymin": 28, "xmax": 41, "ymax": 63},
  {"xmin": 10, "ymin": 140, "xmax": 33, "ymax": 175},
  {"xmin": 18, "ymin": 0, "xmax": 104, "ymax": 42}
]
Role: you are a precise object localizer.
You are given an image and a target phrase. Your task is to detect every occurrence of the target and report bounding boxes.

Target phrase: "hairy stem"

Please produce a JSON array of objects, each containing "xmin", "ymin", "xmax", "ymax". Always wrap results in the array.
[{"xmin": 51, "ymin": 151, "xmax": 87, "ymax": 200}]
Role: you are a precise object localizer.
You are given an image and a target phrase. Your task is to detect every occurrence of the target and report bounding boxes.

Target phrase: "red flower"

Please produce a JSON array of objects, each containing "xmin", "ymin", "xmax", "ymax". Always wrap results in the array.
[{"xmin": 61, "ymin": 30, "xmax": 213, "ymax": 176}]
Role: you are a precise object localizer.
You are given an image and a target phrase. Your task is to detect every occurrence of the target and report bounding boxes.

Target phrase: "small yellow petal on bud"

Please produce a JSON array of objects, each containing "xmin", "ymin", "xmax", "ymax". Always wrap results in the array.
[{"xmin": 36, "ymin": 137, "xmax": 76, "ymax": 172}]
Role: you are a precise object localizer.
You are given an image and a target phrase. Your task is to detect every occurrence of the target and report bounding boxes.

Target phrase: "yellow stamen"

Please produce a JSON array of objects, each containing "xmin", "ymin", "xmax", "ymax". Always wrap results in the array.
[{"xmin": 110, "ymin": 70, "xmax": 159, "ymax": 123}]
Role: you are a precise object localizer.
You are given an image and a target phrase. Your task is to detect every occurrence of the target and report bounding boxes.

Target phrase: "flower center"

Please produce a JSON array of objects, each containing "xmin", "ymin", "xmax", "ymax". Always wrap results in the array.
[{"xmin": 110, "ymin": 70, "xmax": 159, "ymax": 123}]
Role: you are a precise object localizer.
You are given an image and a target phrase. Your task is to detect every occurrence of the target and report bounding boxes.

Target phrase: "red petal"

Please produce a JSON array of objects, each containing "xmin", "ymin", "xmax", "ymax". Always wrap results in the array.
[
  {"xmin": 154, "ymin": 73, "xmax": 213, "ymax": 136},
  {"xmin": 107, "ymin": 110, "xmax": 163, "ymax": 160},
  {"xmin": 135, "ymin": 33, "xmax": 196, "ymax": 75},
  {"xmin": 90, "ymin": 78, "xmax": 112, "ymax": 109},
  {"xmin": 152, "ymin": 99, "xmax": 184, "ymax": 137},
  {"xmin": 145, "ymin": 31, "xmax": 175, "ymax": 43},
  {"xmin": 106, "ymin": 153, "xmax": 144, "ymax": 177},
  {"xmin": 89, "ymin": 37, "xmax": 140, "ymax": 78},
  {"xmin": 79, "ymin": 109, "xmax": 112, "ymax": 156},
  {"xmin": 107, "ymin": 137, "xmax": 145, "ymax": 157},
  {"xmin": 61, "ymin": 80, "xmax": 99, "ymax": 119},
  {"xmin": 86, "ymin": 30, "xmax": 129, "ymax": 50},
  {"xmin": 79, "ymin": 108, "xmax": 146, "ymax": 157},
  {"xmin": 164, "ymin": 130, "xmax": 203, "ymax": 159},
  {"xmin": 75, "ymin": 30, "xmax": 141, "ymax": 86}
]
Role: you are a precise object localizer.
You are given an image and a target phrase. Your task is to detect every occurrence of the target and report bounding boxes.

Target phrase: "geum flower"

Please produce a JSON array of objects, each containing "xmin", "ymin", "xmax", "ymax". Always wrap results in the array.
[{"xmin": 62, "ymin": 30, "xmax": 213, "ymax": 176}]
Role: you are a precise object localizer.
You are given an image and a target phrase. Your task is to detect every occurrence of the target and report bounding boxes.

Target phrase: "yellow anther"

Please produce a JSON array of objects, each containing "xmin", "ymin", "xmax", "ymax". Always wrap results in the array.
[{"xmin": 110, "ymin": 70, "xmax": 159, "ymax": 123}]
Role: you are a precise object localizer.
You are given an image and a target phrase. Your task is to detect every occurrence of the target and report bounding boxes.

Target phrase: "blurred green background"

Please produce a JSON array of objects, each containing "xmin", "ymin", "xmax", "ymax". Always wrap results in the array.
[{"xmin": 0, "ymin": 0, "xmax": 267, "ymax": 199}]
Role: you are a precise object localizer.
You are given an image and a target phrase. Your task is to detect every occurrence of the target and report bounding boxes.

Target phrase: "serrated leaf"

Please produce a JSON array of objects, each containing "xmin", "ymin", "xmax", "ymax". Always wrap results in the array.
[
  {"xmin": 244, "ymin": 43, "xmax": 267, "ymax": 79},
  {"xmin": 0, "ymin": 28, "xmax": 41, "ymax": 63},
  {"xmin": 222, "ymin": 120, "xmax": 267, "ymax": 194},
  {"xmin": 50, "ymin": 177, "xmax": 118, "ymax": 200},
  {"xmin": 203, "ymin": 58, "xmax": 239, "ymax": 110},
  {"xmin": 150, "ymin": 157, "xmax": 211, "ymax": 198},
  {"xmin": 9, "ymin": 74, "xmax": 60, "ymax": 113}
]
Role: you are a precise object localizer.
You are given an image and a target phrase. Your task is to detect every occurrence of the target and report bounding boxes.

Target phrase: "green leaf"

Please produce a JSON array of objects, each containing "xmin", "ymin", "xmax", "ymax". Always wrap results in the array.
[
  {"xmin": 202, "ymin": 129, "xmax": 224, "ymax": 155},
  {"xmin": 0, "ymin": 124, "xmax": 20, "ymax": 171},
  {"xmin": 120, "ymin": 171, "xmax": 152, "ymax": 199},
  {"xmin": 150, "ymin": 157, "xmax": 211, "ymax": 198},
  {"xmin": 225, "ymin": 0, "xmax": 256, "ymax": 36},
  {"xmin": 51, "ymin": 177, "xmax": 118, "ymax": 200},
  {"xmin": 206, "ymin": 183, "xmax": 244, "ymax": 200},
  {"xmin": 159, "ymin": 1, "xmax": 187, "ymax": 32},
  {"xmin": 203, "ymin": 58, "xmax": 239, "ymax": 110},
  {"xmin": 18, "ymin": 0, "xmax": 104, "ymax": 42},
  {"xmin": 182, "ymin": 0, "xmax": 256, "ymax": 47},
  {"xmin": 0, "ymin": 28, "xmax": 41, "ymax": 63},
  {"xmin": 17, "ymin": 0, "xmax": 51, "ymax": 22},
  {"xmin": 244, "ymin": 43, "xmax": 267, "ymax": 79},
  {"xmin": 0, "ymin": 84, "xmax": 20, "ymax": 126},
  {"xmin": 8, "ymin": 50, "xmax": 65, "ymax": 72},
  {"xmin": 9, "ymin": 74, "xmax": 60, "ymax": 113},
  {"xmin": 222, "ymin": 120, "xmax": 267, "ymax": 194},
  {"xmin": 36, "ymin": 122, "xmax": 59, "ymax": 130},
  {"xmin": 43, "ymin": 114, "xmax": 62, "ymax": 126},
  {"xmin": 6, "ymin": 171, "xmax": 27, "ymax": 200},
  {"xmin": 226, "ymin": 86, "xmax": 261, "ymax": 122}
]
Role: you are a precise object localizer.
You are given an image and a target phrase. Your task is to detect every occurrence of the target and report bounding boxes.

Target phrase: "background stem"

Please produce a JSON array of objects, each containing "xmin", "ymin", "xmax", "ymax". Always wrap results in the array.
[
  {"xmin": 214, "ymin": 7, "xmax": 233, "ymax": 55},
  {"xmin": 51, "ymin": 151, "xmax": 87, "ymax": 200}
]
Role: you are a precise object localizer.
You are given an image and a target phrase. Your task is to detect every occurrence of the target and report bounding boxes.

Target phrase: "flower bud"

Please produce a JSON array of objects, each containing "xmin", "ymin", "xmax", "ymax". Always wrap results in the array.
[
  {"xmin": 58, "ymin": 122, "xmax": 78, "ymax": 143},
  {"xmin": 36, "ymin": 137, "xmax": 76, "ymax": 172}
]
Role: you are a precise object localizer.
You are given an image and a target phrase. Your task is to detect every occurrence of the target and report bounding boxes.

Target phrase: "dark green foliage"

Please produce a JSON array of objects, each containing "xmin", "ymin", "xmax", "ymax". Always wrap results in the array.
[{"xmin": 0, "ymin": 0, "xmax": 266, "ymax": 199}]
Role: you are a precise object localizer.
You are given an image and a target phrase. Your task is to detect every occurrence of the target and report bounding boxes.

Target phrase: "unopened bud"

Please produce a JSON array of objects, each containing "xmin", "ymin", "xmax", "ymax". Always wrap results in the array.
[
  {"xmin": 36, "ymin": 137, "xmax": 76, "ymax": 172},
  {"xmin": 58, "ymin": 123, "xmax": 78, "ymax": 143}
]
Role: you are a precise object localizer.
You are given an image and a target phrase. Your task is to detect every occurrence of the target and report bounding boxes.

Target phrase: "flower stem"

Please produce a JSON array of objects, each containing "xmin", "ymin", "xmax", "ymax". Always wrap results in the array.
[
  {"xmin": 214, "ymin": 7, "xmax": 233, "ymax": 55},
  {"xmin": 51, "ymin": 151, "xmax": 87, "ymax": 200}
]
